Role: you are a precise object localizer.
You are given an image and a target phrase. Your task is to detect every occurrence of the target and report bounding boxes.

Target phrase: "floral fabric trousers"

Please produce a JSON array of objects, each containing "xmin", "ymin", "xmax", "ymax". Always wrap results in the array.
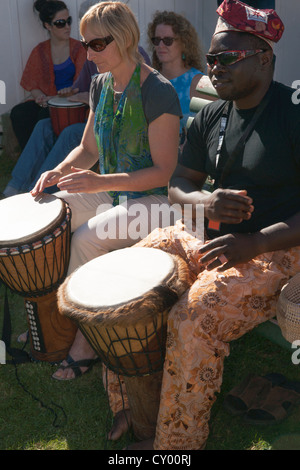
[{"xmin": 103, "ymin": 220, "xmax": 300, "ymax": 450}]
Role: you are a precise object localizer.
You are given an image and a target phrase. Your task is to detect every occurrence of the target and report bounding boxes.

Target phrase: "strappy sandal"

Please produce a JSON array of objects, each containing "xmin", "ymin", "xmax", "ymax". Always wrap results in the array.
[
  {"xmin": 244, "ymin": 380, "xmax": 300, "ymax": 426},
  {"xmin": 223, "ymin": 373, "xmax": 287, "ymax": 416},
  {"xmin": 52, "ymin": 354, "xmax": 101, "ymax": 381}
]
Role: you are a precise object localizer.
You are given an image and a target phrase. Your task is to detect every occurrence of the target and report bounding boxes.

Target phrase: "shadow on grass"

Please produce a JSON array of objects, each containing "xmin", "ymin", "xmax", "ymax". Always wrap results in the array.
[{"xmin": 1, "ymin": 285, "xmax": 300, "ymax": 450}]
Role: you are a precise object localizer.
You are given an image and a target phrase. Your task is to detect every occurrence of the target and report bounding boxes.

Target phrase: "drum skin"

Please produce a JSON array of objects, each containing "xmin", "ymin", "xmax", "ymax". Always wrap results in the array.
[{"xmin": 48, "ymin": 97, "xmax": 87, "ymax": 136}]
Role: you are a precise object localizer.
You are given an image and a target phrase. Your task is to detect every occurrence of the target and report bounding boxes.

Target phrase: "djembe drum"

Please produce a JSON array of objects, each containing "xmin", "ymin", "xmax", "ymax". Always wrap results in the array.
[
  {"xmin": 0, "ymin": 193, "xmax": 77, "ymax": 362},
  {"xmin": 48, "ymin": 96, "xmax": 88, "ymax": 136},
  {"xmin": 58, "ymin": 247, "xmax": 191, "ymax": 440}
]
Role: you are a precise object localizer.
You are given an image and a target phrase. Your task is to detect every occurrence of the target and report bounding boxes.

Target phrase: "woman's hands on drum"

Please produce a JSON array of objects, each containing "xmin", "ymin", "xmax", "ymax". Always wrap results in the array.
[
  {"xmin": 57, "ymin": 87, "xmax": 74, "ymax": 97},
  {"xmin": 57, "ymin": 167, "xmax": 102, "ymax": 193},
  {"xmin": 35, "ymin": 93, "xmax": 51, "ymax": 108},
  {"xmin": 31, "ymin": 167, "xmax": 102, "ymax": 196},
  {"xmin": 31, "ymin": 169, "xmax": 63, "ymax": 196}
]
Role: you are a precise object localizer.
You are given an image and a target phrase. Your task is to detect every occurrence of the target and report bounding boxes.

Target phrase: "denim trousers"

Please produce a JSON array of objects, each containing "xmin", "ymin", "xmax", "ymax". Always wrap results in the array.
[{"xmin": 7, "ymin": 118, "xmax": 85, "ymax": 193}]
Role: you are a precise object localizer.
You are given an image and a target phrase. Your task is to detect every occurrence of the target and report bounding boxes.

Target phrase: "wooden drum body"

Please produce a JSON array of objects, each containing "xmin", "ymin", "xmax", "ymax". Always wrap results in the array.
[
  {"xmin": 0, "ymin": 193, "xmax": 76, "ymax": 362},
  {"xmin": 48, "ymin": 97, "xmax": 87, "ymax": 136},
  {"xmin": 58, "ymin": 247, "xmax": 191, "ymax": 440}
]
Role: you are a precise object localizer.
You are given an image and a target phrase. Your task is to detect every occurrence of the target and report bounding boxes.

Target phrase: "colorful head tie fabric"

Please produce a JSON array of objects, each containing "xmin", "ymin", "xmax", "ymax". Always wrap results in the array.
[{"xmin": 214, "ymin": 0, "xmax": 284, "ymax": 49}]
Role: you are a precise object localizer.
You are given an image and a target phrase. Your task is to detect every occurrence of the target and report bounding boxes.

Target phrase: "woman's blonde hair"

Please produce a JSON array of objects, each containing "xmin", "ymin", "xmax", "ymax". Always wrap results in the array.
[
  {"xmin": 80, "ymin": 1, "xmax": 143, "ymax": 64},
  {"xmin": 148, "ymin": 10, "xmax": 205, "ymax": 72}
]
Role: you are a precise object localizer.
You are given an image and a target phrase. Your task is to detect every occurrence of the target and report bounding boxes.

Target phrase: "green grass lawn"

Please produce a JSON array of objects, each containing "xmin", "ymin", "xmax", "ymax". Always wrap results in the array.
[{"xmin": 0, "ymin": 146, "xmax": 300, "ymax": 451}]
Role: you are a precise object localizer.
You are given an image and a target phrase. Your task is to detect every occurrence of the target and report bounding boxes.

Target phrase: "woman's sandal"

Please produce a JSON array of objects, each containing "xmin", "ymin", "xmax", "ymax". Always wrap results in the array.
[
  {"xmin": 52, "ymin": 354, "xmax": 101, "ymax": 381},
  {"xmin": 244, "ymin": 379, "xmax": 300, "ymax": 426},
  {"xmin": 223, "ymin": 373, "xmax": 287, "ymax": 416}
]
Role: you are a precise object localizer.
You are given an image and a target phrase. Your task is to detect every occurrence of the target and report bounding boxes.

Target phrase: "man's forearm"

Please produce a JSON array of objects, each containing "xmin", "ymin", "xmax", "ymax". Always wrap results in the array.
[{"xmin": 253, "ymin": 212, "xmax": 300, "ymax": 255}]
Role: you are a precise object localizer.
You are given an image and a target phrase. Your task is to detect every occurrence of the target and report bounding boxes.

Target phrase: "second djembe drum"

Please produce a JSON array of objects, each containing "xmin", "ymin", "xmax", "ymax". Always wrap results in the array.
[
  {"xmin": 58, "ymin": 246, "xmax": 191, "ymax": 440},
  {"xmin": 48, "ymin": 96, "xmax": 87, "ymax": 136}
]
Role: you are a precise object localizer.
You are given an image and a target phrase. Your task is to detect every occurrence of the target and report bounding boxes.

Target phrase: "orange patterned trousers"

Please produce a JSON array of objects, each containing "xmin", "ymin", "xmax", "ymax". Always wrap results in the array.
[{"xmin": 103, "ymin": 221, "xmax": 300, "ymax": 450}]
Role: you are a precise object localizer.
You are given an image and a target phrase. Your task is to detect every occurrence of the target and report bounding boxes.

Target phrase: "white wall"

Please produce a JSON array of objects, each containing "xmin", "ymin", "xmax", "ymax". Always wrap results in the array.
[{"xmin": 0, "ymin": 0, "xmax": 299, "ymax": 115}]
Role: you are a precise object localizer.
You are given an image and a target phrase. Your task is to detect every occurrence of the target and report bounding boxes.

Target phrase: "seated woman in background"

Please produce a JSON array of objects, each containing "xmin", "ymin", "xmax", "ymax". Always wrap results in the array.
[
  {"xmin": 2, "ymin": 0, "xmax": 152, "ymax": 199},
  {"xmin": 147, "ymin": 10, "xmax": 216, "ymax": 143},
  {"xmin": 10, "ymin": 0, "xmax": 86, "ymax": 151}
]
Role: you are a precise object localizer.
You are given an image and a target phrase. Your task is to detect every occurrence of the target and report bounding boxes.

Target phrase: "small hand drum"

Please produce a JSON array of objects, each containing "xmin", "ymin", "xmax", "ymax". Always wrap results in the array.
[
  {"xmin": 48, "ymin": 96, "xmax": 87, "ymax": 136},
  {"xmin": 58, "ymin": 246, "xmax": 191, "ymax": 440},
  {"xmin": 0, "ymin": 193, "xmax": 76, "ymax": 362}
]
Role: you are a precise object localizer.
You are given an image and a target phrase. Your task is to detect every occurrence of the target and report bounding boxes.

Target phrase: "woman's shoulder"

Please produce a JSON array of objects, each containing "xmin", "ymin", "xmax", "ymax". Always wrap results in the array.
[{"xmin": 141, "ymin": 65, "xmax": 176, "ymax": 93}]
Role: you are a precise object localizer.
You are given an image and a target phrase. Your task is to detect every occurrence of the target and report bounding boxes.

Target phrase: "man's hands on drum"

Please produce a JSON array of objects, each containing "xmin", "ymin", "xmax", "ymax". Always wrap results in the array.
[
  {"xmin": 31, "ymin": 167, "xmax": 101, "ymax": 196},
  {"xmin": 199, "ymin": 188, "xmax": 259, "ymax": 271},
  {"xmin": 204, "ymin": 188, "xmax": 254, "ymax": 225}
]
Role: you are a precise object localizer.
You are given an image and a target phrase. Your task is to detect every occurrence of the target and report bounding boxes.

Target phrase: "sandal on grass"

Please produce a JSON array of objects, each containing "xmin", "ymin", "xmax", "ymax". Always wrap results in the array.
[
  {"xmin": 52, "ymin": 354, "xmax": 101, "ymax": 381},
  {"xmin": 223, "ymin": 373, "xmax": 287, "ymax": 416},
  {"xmin": 244, "ymin": 380, "xmax": 300, "ymax": 426}
]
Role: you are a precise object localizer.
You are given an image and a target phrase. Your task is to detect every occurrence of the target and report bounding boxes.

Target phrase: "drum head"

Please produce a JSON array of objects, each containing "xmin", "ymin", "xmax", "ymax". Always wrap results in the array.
[
  {"xmin": 66, "ymin": 247, "xmax": 176, "ymax": 309},
  {"xmin": 0, "ymin": 193, "xmax": 65, "ymax": 246},
  {"xmin": 48, "ymin": 96, "xmax": 85, "ymax": 108}
]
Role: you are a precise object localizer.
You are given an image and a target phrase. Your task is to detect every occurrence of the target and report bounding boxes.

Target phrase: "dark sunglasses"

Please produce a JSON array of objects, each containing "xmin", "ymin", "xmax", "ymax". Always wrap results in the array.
[
  {"xmin": 81, "ymin": 35, "xmax": 114, "ymax": 52},
  {"xmin": 52, "ymin": 16, "xmax": 72, "ymax": 28},
  {"xmin": 206, "ymin": 49, "xmax": 265, "ymax": 67},
  {"xmin": 151, "ymin": 36, "xmax": 177, "ymax": 46}
]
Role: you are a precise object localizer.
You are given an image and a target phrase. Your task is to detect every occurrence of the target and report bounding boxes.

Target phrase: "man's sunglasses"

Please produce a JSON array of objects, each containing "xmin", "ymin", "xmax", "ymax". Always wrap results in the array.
[
  {"xmin": 206, "ymin": 49, "xmax": 265, "ymax": 67},
  {"xmin": 81, "ymin": 36, "xmax": 114, "ymax": 52},
  {"xmin": 151, "ymin": 37, "xmax": 177, "ymax": 46},
  {"xmin": 52, "ymin": 16, "xmax": 72, "ymax": 28}
]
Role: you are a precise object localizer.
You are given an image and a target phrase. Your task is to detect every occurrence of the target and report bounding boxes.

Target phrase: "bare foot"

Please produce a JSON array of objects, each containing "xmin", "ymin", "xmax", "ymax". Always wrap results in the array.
[
  {"xmin": 108, "ymin": 409, "xmax": 132, "ymax": 441},
  {"xmin": 52, "ymin": 330, "xmax": 97, "ymax": 380},
  {"xmin": 17, "ymin": 331, "xmax": 29, "ymax": 343},
  {"xmin": 125, "ymin": 438, "xmax": 154, "ymax": 450}
]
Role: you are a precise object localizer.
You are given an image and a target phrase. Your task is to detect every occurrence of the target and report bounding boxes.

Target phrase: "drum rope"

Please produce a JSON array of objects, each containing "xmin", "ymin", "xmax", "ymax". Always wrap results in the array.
[
  {"xmin": 0, "ymin": 206, "xmax": 71, "ymax": 298},
  {"xmin": 80, "ymin": 315, "xmax": 166, "ymax": 378}
]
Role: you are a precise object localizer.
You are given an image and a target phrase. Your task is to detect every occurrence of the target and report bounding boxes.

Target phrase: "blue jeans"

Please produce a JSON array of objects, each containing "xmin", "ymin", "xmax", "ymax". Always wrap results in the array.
[{"xmin": 7, "ymin": 118, "xmax": 85, "ymax": 194}]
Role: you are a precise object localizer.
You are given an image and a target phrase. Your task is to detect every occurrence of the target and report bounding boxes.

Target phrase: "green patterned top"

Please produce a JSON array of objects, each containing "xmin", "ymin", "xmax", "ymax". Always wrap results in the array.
[{"xmin": 94, "ymin": 65, "xmax": 168, "ymax": 206}]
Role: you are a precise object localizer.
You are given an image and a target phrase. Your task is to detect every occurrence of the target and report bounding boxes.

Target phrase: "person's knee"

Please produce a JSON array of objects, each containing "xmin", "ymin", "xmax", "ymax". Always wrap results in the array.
[
  {"xmin": 59, "ymin": 123, "xmax": 85, "ymax": 142},
  {"xmin": 34, "ymin": 118, "xmax": 52, "ymax": 134}
]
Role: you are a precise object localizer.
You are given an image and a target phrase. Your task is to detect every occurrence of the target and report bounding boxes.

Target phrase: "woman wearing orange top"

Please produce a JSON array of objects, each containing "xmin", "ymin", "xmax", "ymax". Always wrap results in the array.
[{"xmin": 10, "ymin": 0, "xmax": 86, "ymax": 150}]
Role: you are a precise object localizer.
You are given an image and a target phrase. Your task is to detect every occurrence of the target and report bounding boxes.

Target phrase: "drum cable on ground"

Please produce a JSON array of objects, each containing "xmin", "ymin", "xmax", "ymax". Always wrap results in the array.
[{"xmin": 0, "ymin": 279, "xmax": 68, "ymax": 429}]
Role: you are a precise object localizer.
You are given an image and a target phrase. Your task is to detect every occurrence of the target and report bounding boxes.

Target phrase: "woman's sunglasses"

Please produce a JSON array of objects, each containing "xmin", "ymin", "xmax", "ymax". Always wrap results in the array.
[
  {"xmin": 206, "ymin": 49, "xmax": 265, "ymax": 67},
  {"xmin": 81, "ymin": 36, "xmax": 114, "ymax": 52},
  {"xmin": 151, "ymin": 37, "xmax": 177, "ymax": 46},
  {"xmin": 52, "ymin": 16, "xmax": 72, "ymax": 28}
]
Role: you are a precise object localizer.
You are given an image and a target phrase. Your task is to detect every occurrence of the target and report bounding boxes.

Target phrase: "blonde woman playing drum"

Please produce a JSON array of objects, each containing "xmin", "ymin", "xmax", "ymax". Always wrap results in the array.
[{"xmin": 31, "ymin": 1, "xmax": 182, "ymax": 380}]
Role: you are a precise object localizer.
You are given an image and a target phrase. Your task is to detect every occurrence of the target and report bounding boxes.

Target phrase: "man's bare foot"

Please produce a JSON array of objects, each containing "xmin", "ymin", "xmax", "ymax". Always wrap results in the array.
[
  {"xmin": 108, "ymin": 409, "xmax": 132, "ymax": 441},
  {"xmin": 52, "ymin": 330, "xmax": 97, "ymax": 380},
  {"xmin": 125, "ymin": 438, "xmax": 154, "ymax": 450}
]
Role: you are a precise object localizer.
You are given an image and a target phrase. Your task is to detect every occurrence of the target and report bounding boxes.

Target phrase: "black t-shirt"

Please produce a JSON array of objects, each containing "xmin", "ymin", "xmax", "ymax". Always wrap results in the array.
[{"xmin": 179, "ymin": 81, "xmax": 300, "ymax": 236}]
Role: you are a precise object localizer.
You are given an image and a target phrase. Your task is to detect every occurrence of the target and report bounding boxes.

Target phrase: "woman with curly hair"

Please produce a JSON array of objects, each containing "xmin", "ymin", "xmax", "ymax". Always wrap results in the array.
[{"xmin": 148, "ymin": 11, "xmax": 213, "ymax": 141}]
